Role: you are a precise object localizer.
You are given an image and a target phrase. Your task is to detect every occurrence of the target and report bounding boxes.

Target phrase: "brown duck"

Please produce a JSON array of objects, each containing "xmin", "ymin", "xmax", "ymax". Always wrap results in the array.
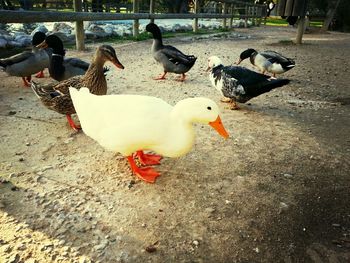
[{"xmin": 31, "ymin": 45, "xmax": 124, "ymax": 131}]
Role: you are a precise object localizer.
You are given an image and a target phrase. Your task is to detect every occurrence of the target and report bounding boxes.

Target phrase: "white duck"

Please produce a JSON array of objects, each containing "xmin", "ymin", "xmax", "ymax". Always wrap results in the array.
[{"xmin": 69, "ymin": 87, "xmax": 229, "ymax": 183}]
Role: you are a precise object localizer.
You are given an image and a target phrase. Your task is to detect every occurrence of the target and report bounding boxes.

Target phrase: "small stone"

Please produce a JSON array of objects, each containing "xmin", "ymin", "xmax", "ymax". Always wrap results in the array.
[
  {"xmin": 283, "ymin": 173, "xmax": 294, "ymax": 179},
  {"xmin": 141, "ymin": 223, "xmax": 147, "ymax": 228},
  {"xmin": 79, "ymin": 256, "xmax": 91, "ymax": 263},
  {"xmin": 18, "ymin": 157, "xmax": 25, "ymax": 162},
  {"xmin": 192, "ymin": 240, "xmax": 199, "ymax": 246},
  {"xmin": 225, "ymin": 200, "xmax": 231, "ymax": 204},
  {"xmin": 253, "ymin": 247, "xmax": 260, "ymax": 253},
  {"xmin": 8, "ymin": 111, "xmax": 16, "ymax": 115},
  {"xmin": 279, "ymin": 202, "xmax": 289, "ymax": 212},
  {"xmin": 3, "ymin": 244, "xmax": 12, "ymax": 253},
  {"xmin": 8, "ymin": 253, "xmax": 20, "ymax": 263},
  {"xmin": 25, "ymin": 142, "xmax": 31, "ymax": 146}
]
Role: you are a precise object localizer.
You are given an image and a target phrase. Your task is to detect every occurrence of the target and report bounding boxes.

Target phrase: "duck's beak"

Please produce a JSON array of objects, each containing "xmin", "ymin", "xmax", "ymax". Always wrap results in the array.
[
  {"xmin": 205, "ymin": 66, "xmax": 211, "ymax": 72},
  {"xmin": 209, "ymin": 116, "xmax": 229, "ymax": 139},
  {"xmin": 112, "ymin": 57, "xmax": 124, "ymax": 69},
  {"xmin": 235, "ymin": 58, "xmax": 242, "ymax": 65},
  {"xmin": 36, "ymin": 40, "xmax": 48, "ymax": 49}
]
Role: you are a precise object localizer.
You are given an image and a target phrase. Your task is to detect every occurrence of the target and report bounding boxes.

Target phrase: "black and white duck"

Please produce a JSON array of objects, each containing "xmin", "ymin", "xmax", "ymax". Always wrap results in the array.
[
  {"xmin": 0, "ymin": 31, "xmax": 50, "ymax": 87},
  {"xmin": 31, "ymin": 45, "xmax": 124, "ymax": 131},
  {"xmin": 236, "ymin": 48, "xmax": 295, "ymax": 77},
  {"xmin": 36, "ymin": 34, "xmax": 108, "ymax": 81},
  {"xmin": 145, "ymin": 23, "xmax": 197, "ymax": 81},
  {"xmin": 207, "ymin": 56, "xmax": 290, "ymax": 110}
]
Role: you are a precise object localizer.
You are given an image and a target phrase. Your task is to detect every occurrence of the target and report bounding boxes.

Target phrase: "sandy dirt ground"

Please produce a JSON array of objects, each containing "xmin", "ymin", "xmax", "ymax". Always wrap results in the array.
[{"xmin": 0, "ymin": 25, "xmax": 349, "ymax": 263}]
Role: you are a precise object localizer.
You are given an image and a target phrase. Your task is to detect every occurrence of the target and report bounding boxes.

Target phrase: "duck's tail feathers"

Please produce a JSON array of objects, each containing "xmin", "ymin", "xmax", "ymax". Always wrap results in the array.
[
  {"xmin": 0, "ymin": 60, "xmax": 6, "ymax": 69},
  {"xmin": 262, "ymin": 78, "xmax": 290, "ymax": 92},
  {"xmin": 31, "ymin": 81, "xmax": 46, "ymax": 98},
  {"xmin": 186, "ymin": 55, "xmax": 197, "ymax": 68},
  {"xmin": 282, "ymin": 58, "xmax": 295, "ymax": 69},
  {"xmin": 31, "ymin": 81, "xmax": 60, "ymax": 99}
]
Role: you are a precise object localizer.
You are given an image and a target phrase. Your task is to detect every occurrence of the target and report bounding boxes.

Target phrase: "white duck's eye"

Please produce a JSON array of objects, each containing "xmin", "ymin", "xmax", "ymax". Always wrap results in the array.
[{"xmin": 207, "ymin": 106, "xmax": 212, "ymax": 110}]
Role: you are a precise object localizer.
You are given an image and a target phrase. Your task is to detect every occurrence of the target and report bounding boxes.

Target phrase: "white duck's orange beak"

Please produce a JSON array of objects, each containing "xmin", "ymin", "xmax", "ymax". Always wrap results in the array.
[{"xmin": 209, "ymin": 116, "xmax": 229, "ymax": 139}]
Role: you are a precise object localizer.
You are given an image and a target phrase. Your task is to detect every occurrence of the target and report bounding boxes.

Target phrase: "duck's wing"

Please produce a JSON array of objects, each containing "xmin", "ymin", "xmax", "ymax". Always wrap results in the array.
[
  {"xmin": 53, "ymin": 75, "xmax": 84, "ymax": 94},
  {"xmin": 221, "ymin": 66, "xmax": 289, "ymax": 101},
  {"xmin": 260, "ymin": 51, "xmax": 295, "ymax": 65},
  {"xmin": 0, "ymin": 51, "xmax": 33, "ymax": 67},
  {"xmin": 31, "ymin": 81, "xmax": 75, "ymax": 114},
  {"xmin": 64, "ymin": 58, "xmax": 90, "ymax": 71},
  {"xmin": 161, "ymin": 45, "xmax": 196, "ymax": 65}
]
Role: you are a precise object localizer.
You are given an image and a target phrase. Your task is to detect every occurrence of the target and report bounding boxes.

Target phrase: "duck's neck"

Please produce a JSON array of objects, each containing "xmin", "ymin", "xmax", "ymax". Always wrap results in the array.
[
  {"xmin": 49, "ymin": 54, "xmax": 65, "ymax": 80},
  {"xmin": 82, "ymin": 57, "xmax": 107, "ymax": 95},
  {"xmin": 150, "ymin": 29, "xmax": 163, "ymax": 51}
]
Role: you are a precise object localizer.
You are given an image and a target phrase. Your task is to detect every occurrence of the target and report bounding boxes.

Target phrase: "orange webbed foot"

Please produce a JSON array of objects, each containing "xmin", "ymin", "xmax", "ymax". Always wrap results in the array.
[
  {"xmin": 127, "ymin": 155, "xmax": 161, "ymax": 183},
  {"xmin": 134, "ymin": 167, "xmax": 160, "ymax": 183},
  {"xmin": 35, "ymin": 71, "xmax": 45, "ymax": 78},
  {"xmin": 136, "ymin": 151, "xmax": 162, "ymax": 166},
  {"xmin": 153, "ymin": 72, "xmax": 167, "ymax": 80}
]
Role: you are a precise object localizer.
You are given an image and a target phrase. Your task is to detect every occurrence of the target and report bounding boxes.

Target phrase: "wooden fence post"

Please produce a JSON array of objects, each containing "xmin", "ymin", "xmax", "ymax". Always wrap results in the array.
[
  {"xmin": 296, "ymin": 16, "xmax": 306, "ymax": 44},
  {"xmin": 222, "ymin": 2, "xmax": 227, "ymax": 29},
  {"xmin": 133, "ymin": 0, "xmax": 139, "ymax": 37},
  {"xmin": 244, "ymin": 5, "xmax": 248, "ymax": 28},
  {"xmin": 74, "ymin": 0, "xmax": 85, "ymax": 51},
  {"xmin": 229, "ymin": 4, "xmax": 234, "ymax": 28},
  {"xmin": 193, "ymin": 0, "xmax": 199, "ymax": 33},
  {"xmin": 149, "ymin": 0, "xmax": 154, "ymax": 24}
]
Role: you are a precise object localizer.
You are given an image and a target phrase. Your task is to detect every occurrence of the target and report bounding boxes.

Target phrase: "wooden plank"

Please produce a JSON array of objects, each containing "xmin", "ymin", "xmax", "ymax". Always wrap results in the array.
[{"xmin": 0, "ymin": 10, "xmax": 260, "ymax": 24}]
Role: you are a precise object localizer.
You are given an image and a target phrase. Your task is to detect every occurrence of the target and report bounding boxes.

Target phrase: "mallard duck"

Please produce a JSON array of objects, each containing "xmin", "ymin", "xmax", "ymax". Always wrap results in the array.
[
  {"xmin": 207, "ymin": 56, "xmax": 290, "ymax": 110},
  {"xmin": 36, "ymin": 34, "xmax": 108, "ymax": 81},
  {"xmin": 145, "ymin": 23, "xmax": 197, "ymax": 81},
  {"xmin": 69, "ymin": 87, "xmax": 229, "ymax": 183},
  {"xmin": 0, "ymin": 31, "xmax": 50, "ymax": 87},
  {"xmin": 31, "ymin": 45, "xmax": 124, "ymax": 131},
  {"xmin": 236, "ymin": 48, "xmax": 295, "ymax": 77}
]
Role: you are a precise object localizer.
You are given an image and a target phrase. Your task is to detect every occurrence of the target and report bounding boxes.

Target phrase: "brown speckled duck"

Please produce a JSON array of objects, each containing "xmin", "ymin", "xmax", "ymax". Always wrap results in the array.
[{"xmin": 31, "ymin": 45, "xmax": 124, "ymax": 131}]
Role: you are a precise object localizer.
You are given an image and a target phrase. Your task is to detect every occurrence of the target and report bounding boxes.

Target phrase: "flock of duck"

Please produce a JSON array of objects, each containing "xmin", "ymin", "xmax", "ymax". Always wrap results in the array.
[{"xmin": 0, "ymin": 23, "xmax": 295, "ymax": 183}]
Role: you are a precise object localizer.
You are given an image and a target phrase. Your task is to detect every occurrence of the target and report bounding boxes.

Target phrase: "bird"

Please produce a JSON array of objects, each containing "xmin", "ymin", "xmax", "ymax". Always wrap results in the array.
[
  {"xmin": 69, "ymin": 87, "xmax": 229, "ymax": 183},
  {"xmin": 145, "ymin": 23, "xmax": 197, "ymax": 81},
  {"xmin": 0, "ymin": 31, "xmax": 50, "ymax": 87},
  {"xmin": 36, "ymin": 34, "xmax": 108, "ymax": 81},
  {"xmin": 236, "ymin": 48, "xmax": 295, "ymax": 77},
  {"xmin": 31, "ymin": 45, "xmax": 124, "ymax": 131},
  {"xmin": 207, "ymin": 56, "xmax": 290, "ymax": 110}
]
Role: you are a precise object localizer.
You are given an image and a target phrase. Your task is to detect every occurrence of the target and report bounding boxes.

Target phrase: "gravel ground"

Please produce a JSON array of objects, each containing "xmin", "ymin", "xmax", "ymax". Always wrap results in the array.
[{"xmin": 0, "ymin": 25, "xmax": 349, "ymax": 263}]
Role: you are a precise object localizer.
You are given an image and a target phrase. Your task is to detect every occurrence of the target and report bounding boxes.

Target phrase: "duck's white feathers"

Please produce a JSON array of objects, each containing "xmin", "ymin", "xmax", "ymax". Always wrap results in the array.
[{"xmin": 69, "ymin": 88, "xmax": 222, "ymax": 157}]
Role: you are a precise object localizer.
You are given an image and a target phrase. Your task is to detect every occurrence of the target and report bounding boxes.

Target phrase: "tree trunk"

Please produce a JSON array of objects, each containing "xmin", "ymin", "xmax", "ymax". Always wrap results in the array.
[{"xmin": 321, "ymin": 0, "xmax": 341, "ymax": 31}]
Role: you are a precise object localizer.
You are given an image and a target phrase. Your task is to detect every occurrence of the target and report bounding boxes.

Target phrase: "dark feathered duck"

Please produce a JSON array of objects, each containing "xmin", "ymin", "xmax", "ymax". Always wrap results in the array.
[
  {"xmin": 0, "ymin": 31, "xmax": 50, "ymax": 87},
  {"xmin": 31, "ymin": 45, "xmax": 124, "ymax": 131},
  {"xmin": 145, "ymin": 23, "xmax": 197, "ymax": 81},
  {"xmin": 237, "ymin": 48, "xmax": 295, "ymax": 77},
  {"xmin": 36, "ymin": 34, "xmax": 109, "ymax": 81},
  {"xmin": 207, "ymin": 56, "xmax": 290, "ymax": 110}
]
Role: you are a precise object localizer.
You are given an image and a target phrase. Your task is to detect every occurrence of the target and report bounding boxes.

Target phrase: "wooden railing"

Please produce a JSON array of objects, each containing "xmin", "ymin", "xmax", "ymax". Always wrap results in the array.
[{"xmin": 0, "ymin": 0, "xmax": 267, "ymax": 50}]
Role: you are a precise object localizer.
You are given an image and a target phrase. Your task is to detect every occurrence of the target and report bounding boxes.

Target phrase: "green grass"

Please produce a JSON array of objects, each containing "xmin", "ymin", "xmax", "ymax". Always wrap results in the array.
[{"xmin": 265, "ymin": 17, "xmax": 323, "ymax": 27}]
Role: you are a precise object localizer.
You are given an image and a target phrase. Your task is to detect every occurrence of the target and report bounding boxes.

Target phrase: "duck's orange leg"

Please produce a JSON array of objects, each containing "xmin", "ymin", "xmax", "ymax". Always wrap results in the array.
[
  {"xmin": 127, "ymin": 155, "xmax": 160, "ymax": 183},
  {"xmin": 135, "ymin": 150, "xmax": 162, "ymax": 166},
  {"xmin": 176, "ymin": 73, "xmax": 186, "ymax": 82},
  {"xmin": 35, "ymin": 70, "xmax": 45, "ymax": 78},
  {"xmin": 21, "ymin": 76, "xmax": 31, "ymax": 87},
  {"xmin": 153, "ymin": 71, "xmax": 167, "ymax": 80},
  {"xmin": 66, "ymin": 114, "xmax": 81, "ymax": 131}
]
